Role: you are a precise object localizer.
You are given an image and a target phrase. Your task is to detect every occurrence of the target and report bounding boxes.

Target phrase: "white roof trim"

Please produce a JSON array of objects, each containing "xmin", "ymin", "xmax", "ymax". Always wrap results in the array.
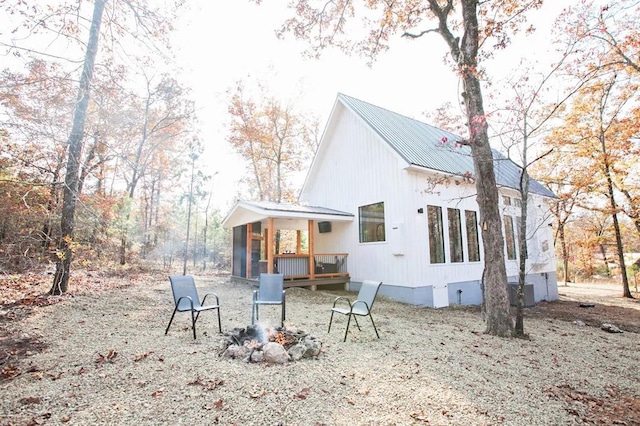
[{"xmin": 222, "ymin": 200, "xmax": 354, "ymax": 229}]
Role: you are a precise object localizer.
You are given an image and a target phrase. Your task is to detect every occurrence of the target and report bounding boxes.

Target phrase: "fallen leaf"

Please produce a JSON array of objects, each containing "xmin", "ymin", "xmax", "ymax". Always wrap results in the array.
[
  {"xmin": 249, "ymin": 388, "xmax": 266, "ymax": 398},
  {"xmin": 95, "ymin": 349, "xmax": 118, "ymax": 364},
  {"xmin": 134, "ymin": 352, "xmax": 152, "ymax": 362},
  {"xmin": 19, "ymin": 396, "xmax": 41, "ymax": 405}
]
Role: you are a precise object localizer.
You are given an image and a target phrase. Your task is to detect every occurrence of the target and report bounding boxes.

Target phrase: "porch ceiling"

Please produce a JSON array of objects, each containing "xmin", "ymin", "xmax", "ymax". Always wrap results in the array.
[{"xmin": 222, "ymin": 200, "xmax": 354, "ymax": 230}]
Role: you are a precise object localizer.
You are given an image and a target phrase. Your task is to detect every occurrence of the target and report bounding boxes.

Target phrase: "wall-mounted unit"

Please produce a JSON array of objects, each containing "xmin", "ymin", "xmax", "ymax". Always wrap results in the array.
[{"xmin": 318, "ymin": 221, "xmax": 332, "ymax": 233}]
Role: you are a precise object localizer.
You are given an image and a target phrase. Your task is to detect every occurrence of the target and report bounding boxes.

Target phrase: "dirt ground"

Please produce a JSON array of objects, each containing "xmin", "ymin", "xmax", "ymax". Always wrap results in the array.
[
  {"xmin": 526, "ymin": 281, "xmax": 640, "ymax": 334},
  {"xmin": 1, "ymin": 274, "xmax": 639, "ymax": 425},
  {"xmin": 2, "ymin": 275, "xmax": 639, "ymax": 371}
]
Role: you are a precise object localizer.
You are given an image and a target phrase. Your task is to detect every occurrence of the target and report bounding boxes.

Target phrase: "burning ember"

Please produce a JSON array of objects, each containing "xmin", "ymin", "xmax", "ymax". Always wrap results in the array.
[{"xmin": 219, "ymin": 324, "xmax": 321, "ymax": 364}]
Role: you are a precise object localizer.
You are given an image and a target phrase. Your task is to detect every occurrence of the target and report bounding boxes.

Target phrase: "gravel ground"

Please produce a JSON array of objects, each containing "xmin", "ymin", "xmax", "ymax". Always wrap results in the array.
[{"xmin": 1, "ymin": 274, "xmax": 639, "ymax": 425}]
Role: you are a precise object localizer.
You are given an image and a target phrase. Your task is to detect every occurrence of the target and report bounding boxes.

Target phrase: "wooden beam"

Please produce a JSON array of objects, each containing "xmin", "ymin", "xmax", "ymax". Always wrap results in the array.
[{"xmin": 308, "ymin": 220, "xmax": 315, "ymax": 287}]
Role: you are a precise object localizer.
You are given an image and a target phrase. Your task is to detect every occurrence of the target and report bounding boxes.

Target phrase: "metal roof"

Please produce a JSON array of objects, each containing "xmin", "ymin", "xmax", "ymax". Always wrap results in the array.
[
  {"xmin": 338, "ymin": 93, "xmax": 556, "ymax": 199},
  {"xmin": 222, "ymin": 200, "xmax": 353, "ymax": 229}
]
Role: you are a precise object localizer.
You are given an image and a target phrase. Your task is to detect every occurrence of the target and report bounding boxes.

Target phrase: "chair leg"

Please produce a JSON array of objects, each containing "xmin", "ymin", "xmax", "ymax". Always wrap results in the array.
[
  {"xmin": 191, "ymin": 310, "xmax": 197, "ymax": 339},
  {"xmin": 352, "ymin": 315, "xmax": 361, "ymax": 330},
  {"xmin": 165, "ymin": 307, "xmax": 179, "ymax": 335},
  {"xmin": 217, "ymin": 309, "xmax": 222, "ymax": 333},
  {"xmin": 251, "ymin": 303, "xmax": 257, "ymax": 325},
  {"xmin": 328, "ymin": 311, "xmax": 335, "ymax": 333},
  {"xmin": 343, "ymin": 314, "xmax": 352, "ymax": 342},
  {"xmin": 368, "ymin": 314, "xmax": 380, "ymax": 339},
  {"xmin": 281, "ymin": 301, "xmax": 285, "ymax": 328}
]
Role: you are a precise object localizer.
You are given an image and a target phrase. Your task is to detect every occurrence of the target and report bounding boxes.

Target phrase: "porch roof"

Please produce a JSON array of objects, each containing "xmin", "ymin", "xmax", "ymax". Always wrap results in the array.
[{"xmin": 221, "ymin": 200, "xmax": 354, "ymax": 230}]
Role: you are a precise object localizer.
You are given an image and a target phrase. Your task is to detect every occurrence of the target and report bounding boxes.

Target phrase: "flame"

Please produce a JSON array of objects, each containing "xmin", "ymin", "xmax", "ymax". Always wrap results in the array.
[{"xmin": 274, "ymin": 332, "xmax": 287, "ymax": 345}]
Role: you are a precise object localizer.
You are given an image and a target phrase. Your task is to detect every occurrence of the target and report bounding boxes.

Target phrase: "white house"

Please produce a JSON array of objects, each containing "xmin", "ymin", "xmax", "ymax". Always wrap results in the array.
[{"xmin": 222, "ymin": 93, "xmax": 559, "ymax": 308}]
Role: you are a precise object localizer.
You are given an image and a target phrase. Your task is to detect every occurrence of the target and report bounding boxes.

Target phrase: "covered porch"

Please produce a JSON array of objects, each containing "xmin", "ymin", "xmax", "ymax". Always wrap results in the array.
[{"xmin": 221, "ymin": 201, "xmax": 354, "ymax": 290}]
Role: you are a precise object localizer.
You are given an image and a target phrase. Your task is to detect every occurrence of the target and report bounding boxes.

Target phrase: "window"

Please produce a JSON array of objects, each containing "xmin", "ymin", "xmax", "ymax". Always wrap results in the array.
[
  {"xmin": 448, "ymin": 208, "xmax": 464, "ymax": 263},
  {"xmin": 504, "ymin": 215, "xmax": 517, "ymax": 260},
  {"xmin": 514, "ymin": 198, "xmax": 522, "ymax": 208},
  {"xmin": 465, "ymin": 210, "xmax": 480, "ymax": 262},
  {"xmin": 428, "ymin": 205, "xmax": 445, "ymax": 263},
  {"xmin": 502, "ymin": 196, "xmax": 511, "ymax": 206},
  {"xmin": 359, "ymin": 202, "xmax": 385, "ymax": 243}
]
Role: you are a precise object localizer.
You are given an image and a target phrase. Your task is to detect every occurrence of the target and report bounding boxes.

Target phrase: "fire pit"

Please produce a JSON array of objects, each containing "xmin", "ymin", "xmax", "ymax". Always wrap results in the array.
[{"xmin": 219, "ymin": 324, "xmax": 321, "ymax": 364}]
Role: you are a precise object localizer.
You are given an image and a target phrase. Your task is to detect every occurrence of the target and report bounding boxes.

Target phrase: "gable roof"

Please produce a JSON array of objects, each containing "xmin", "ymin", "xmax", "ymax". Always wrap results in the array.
[
  {"xmin": 335, "ymin": 93, "xmax": 556, "ymax": 198},
  {"xmin": 222, "ymin": 200, "xmax": 353, "ymax": 230}
]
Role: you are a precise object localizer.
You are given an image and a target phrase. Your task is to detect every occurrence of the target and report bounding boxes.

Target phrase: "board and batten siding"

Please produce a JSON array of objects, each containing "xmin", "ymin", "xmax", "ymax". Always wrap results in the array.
[
  {"xmin": 304, "ymin": 106, "xmax": 486, "ymax": 304},
  {"xmin": 302, "ymin": 102, "xmax": 557, "ymax": 306}
]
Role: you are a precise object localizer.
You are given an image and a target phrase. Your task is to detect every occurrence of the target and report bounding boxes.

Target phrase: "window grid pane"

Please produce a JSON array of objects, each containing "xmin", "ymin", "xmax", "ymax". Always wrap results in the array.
[
  {"xmin": 504, "ymin": 215, "xmax": 517, "ymax": 260},
  {"xmin": 428, "ymin": 205, "xmax": 445, "ymax": 263},
  {"xmin": 465, "ymin": 210, "xmax": 480, "ymax": 262},
  {"xmin": 359, "ymin": 202, "xmax": 385, "ymax": 243},
  {"xmin": 448, "ymin": 208, "xmax": 464, "ymax": 263}
]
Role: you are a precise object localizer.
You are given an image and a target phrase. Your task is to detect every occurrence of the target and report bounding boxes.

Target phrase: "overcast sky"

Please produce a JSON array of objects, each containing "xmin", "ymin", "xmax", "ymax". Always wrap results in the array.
[{"xmin": 171, "ymin": 1, "xmax": 572, "ymax": 212}]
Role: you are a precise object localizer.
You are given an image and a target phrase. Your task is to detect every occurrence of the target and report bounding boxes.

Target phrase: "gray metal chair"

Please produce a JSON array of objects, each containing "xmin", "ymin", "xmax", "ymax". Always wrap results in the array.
[
  {"xmin": 328, "ymin": 280, "xmax": 382, "ymax": 342},
  {"xmin": 165, "ymin": 275, "xmax": 221, "ymax": 339},
  {"xmin": 252, "ymin": 273, "xmax": 286, "ymax": 327}
]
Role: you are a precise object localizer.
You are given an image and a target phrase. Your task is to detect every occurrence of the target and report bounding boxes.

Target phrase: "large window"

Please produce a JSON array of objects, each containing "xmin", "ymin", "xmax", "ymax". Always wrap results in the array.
[
  {"xmin": 448, "ymin": 208, "xmax": 464, "ymax": 263},
  {"xmin": 465, "ymin": 210, "xmax": 480, "ymax": 262},
  {"xmin": 504, "ymin": 215, "xmax": 517, "ymax": 260},
  {"xmin": 428, "ymin": 205, "xmax": 445, "ymax": 263},
  {"xmin": 359, "ymin": 202, "xmax": 385, "ymax": 243}
]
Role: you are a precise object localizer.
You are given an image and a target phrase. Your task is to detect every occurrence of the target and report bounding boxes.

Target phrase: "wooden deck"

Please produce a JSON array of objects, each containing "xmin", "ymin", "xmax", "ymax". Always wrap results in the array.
[{"xmin": 231, "ymin": 274, "xmax": 350, "ymax": 291}]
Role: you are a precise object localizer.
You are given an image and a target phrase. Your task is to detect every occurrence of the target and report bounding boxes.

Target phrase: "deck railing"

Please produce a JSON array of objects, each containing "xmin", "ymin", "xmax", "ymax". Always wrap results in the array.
[{"xmin": 273, "ymin": 253, "xmax": 349, "ymax": 279}]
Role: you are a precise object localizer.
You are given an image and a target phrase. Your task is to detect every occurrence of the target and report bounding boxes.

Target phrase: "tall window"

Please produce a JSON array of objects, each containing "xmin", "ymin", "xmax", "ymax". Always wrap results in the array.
[
  {"xmin": 359, "ymin": 202, "xmax": 385, "ymax": 243},
  {"xmin": 515, "ymin": 216, "xmax": 525, "ymax": 259},
  {"xmin": 448, "ymin": 208, "xmax": 464, "ymax": 263},
  {"xmin": 465, "ymin": 210, "xmax": 480, "ymax": 262},
  {"xmin": 428, "ymin": 205, "xmax": 445, "ymax": 263},
  {"xmin": 504, "ymin": 215, "xmax": 517, "ymax": 260}
]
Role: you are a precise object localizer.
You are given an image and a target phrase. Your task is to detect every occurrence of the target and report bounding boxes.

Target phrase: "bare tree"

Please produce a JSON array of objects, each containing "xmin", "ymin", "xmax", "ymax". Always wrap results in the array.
[{"xmin": 51, "ymin": 0, "xmax": 106, "ymax": 295}]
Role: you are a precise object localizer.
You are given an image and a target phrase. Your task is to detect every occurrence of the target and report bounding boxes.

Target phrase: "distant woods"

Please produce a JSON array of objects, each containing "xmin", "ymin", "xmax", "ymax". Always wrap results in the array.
[{"xmin": 0, "ymin": 1, "xmax": 230, "ymax": 283}]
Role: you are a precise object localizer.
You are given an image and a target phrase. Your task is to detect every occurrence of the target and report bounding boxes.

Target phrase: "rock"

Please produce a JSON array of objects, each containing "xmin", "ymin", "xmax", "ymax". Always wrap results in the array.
[
  {"xmin": 221, "ymin": 344, "xmax": 251, "ymax": 359},
  {"xmin": 302, "ymin": 336, "xmax": 322, "ymax": 358},
  {"xmin": 572, "ymin": 320, "xmax": 586, "ymax": 327},
  {"xmin": 262, "ymin": 342, "xmax": 290, "ymax": 364},
  {"xmin": 288, "ymin": 344, "xmax": 305, "ymax": 361},
  {"xmin": 601, "ymin": 323, "xmax": 623, "ymax": 333},
  {"xmin": 249, "ymin": 350, "xmax": 264, "ymax": 363}
]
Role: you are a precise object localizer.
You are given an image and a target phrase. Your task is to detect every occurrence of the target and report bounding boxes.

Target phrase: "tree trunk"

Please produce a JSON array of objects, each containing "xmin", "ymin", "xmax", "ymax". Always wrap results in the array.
[
  {"xmin": 459, "ymin": 0, "xmax": 513, "ymax": 336},
  {"xmin": 50, "ymin": 0, "xmax": 106, "ymax": 295},
  {"xmin": 559, "ymin": 223, "xmax": 569, "ymax": 285},
  {"xmin": 597, "ymin": 92, "xmax": 632, "ymax": 297},
  {"xmin": 604, "ymin": 165, "xmax": 632, "ymax": 297},
  {"xmin": 599, "ymin": 243, "xmax": 610, "ymax": 276},
  {"xmin": 514, "ymin": 167, "xmax": 530, "ymax": 337}
]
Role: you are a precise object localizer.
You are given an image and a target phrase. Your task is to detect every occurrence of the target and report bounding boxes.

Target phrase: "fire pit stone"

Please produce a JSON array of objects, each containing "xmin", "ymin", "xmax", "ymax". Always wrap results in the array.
[{"xmin": 219, "ymin": 324, "xmax": 322, "ymax": 364}]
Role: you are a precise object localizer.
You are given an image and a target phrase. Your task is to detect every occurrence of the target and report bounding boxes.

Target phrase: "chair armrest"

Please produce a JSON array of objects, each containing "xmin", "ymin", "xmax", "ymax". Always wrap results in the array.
[
  {"xmin": 175, "ymin": 295, "xmax": 194, "ymax": 311},
  {"xmin": 351, "ymin": 299, "xmax": 371, "ymax": 312},
  {"xmin": 201, "ymin": 292, "xmax": 220, "ymax": 306},
  {"xmin": 331, "ymin": 296, "xmax": 352, "ymax": 309}
]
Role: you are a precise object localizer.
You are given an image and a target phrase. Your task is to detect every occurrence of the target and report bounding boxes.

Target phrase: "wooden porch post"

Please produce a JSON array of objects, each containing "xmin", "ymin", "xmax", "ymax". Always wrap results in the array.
[
  {"xmin": 267, "ymin": 217, "xmax": 274, "ymax": 273},
  {"xmin": 296, "ymin": 230, "xmax": 302, "ymax": 254},
  {"xmin": 308, "ymin": 220, "xmax": 316, "ymax": 289},
  {"xmin": 246, "ymin": 222, "xmax": 252, "ymax": 278}
]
